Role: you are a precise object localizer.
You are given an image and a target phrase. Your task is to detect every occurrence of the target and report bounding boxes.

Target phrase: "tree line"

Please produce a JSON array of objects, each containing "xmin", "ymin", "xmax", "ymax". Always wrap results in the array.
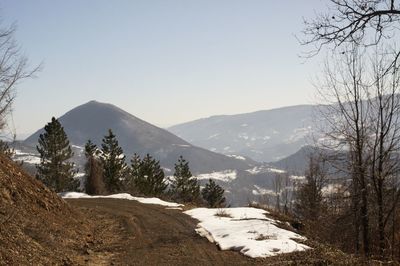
[{"xmin": 34, "ymin": 117, "xmax": 226, "ymax": 207}]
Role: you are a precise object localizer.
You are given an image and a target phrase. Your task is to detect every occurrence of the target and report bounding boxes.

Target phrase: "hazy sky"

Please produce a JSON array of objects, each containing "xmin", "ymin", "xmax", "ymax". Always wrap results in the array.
[{"xmin": 1, "ymin": 0, "xmax": 326, "ymax": 138}]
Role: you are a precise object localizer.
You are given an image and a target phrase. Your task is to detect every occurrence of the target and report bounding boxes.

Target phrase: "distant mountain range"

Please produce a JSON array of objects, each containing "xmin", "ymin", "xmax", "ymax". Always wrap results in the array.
[
  {"xmin": 23, "ymin": 101, "xmax": 253, "ymax": 174},
  {"xmin": 168, "ymin": 105, "xmax": 319, "ymax": 162}
]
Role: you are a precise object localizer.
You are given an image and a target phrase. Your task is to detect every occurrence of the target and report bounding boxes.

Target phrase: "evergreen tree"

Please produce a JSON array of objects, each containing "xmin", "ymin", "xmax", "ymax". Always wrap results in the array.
[
  {"xmin": 134, "ymin": 154, "xmax": 167, "ymax": 196},
  {"xmin": 100, "ymin": 129, "xmax": 127, "ymax": 193},
  {"xmin": 84, "ymin": 139, "xmax": 105, "ymax": 195},
  {"xmin": 294, "ymin": 157, "xmax": 325, "ymax": 221},
  {"xmin": 170, "ymin": 156, "xmax": 200, "ymax": 202},
  {"xmin": 202, "ymin": 179, "xmax": 226, "ymax": 208},
  {"xmin": 123, "ymin": 153, "xmax": 141, "ymax": 194},
  {"xmin": 36, "ymin": 117, "xmax": 79, "ymax": 192}
]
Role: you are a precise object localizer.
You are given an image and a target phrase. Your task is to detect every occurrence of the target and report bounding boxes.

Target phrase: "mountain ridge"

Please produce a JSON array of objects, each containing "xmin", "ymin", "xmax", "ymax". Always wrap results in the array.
[
  {"xmin": 24, "ymin": 100, "xmax": 253, "ymax": 174},
  {"xmin": 168, "ymin": 104, "xmax": 318, "ymax": 162}
]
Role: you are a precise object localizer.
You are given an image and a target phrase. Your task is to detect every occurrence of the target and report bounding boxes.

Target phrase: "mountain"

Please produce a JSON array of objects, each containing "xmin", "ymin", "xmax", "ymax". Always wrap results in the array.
[
  {"xmin": 24, "ymin": 101, "xmax": 253, "ymax": 174},
  {"xmin": 168, "ymin": 105, "xmax": 318, "ymax": 162}
]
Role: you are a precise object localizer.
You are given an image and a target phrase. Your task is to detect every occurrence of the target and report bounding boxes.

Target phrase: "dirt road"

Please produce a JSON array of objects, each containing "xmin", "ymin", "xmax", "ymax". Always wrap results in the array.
[{"xmin": 68, "ymin": 198, "xmax": 261, "ymax": 265}]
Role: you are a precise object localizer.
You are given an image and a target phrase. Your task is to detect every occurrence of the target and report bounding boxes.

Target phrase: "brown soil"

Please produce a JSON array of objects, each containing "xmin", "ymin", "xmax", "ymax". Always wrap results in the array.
[
  {"xmin": 0, "ymin": 156, "xmax": 95, "ymax": 265},
  {"xmin": 68, "ymin": 198, "xmax": 261, "ymax": 265},
  {"xmin": 0, "ymin": 155, "xmax": 366, "ymax": 265}
]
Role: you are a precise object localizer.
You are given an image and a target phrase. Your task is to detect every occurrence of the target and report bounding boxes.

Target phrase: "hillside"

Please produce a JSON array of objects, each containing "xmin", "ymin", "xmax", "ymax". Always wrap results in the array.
[
  {"xmin": 24, "ymin": 100, "xmax": 253, "ymax": 174},
  {"xmin": 0, "ymin": 155, "xmax": 100, "ymax": 264},
  {"xmin": 168, "ymin": 105, "xmax": 319, "ymax": 162}
]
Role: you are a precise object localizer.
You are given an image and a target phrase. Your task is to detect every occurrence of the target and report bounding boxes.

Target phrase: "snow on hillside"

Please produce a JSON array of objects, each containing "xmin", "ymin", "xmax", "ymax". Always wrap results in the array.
[
  {"xmin": 252, "ymin": 185, "xmax": 275, "ymax": 196},
  {"xmin": 195, "ymin": 170, "xmax": 237, "ymax": 182},
  {"xmin": 226, "ymin": 154, "xmax": 246, "ymax": 160},
  {"xmin": 246, "ymin": 166, "xmax": 286, "ymax": 175},
  {"xmin": 185, "ymin": 207, "xmax": 310, "ymax": 258},
  {"xmin": 60, "ymin": 192, "xmax": 183, "ymax": 207},
  {"xmin": 13, "ymin": 150, "xmax": 40, "ymax": 164}
]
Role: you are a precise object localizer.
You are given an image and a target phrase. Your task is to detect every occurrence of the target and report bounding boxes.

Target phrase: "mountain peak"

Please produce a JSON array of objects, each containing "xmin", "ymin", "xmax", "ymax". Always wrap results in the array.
[{"xmin": 24, "ymin": 101, "xmax": 250, "ymax": 174}]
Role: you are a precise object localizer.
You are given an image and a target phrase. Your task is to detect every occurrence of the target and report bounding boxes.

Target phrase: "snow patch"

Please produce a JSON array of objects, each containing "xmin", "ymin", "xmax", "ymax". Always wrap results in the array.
[
  {"xmin": 185, "ymin": 207, "xmax": 310, "ymax": 258},
  {"xmin": 13, "ymin": 150, "xmax": 41, "ymax": 164},
  {"xmin": 60, "ymin": 192, "xmax": 183, "ymax": 207},
  {"xmin": 252, "ymin": 185, "xmax": 275, "ymax": 196},
  {"xmin": 195, "ymin": 170, "xmax": 237, "ymax": 182},
  {"xmin": 290, "ymin": 175, "xmax": 305, "ymax": 181},
  {"xmin": 207, "ymin": 133, "xmax": 220, "ymax": 140},
  {"xmin": 227, "ymin": 154, "xmax": 246, "ymax": 161}
]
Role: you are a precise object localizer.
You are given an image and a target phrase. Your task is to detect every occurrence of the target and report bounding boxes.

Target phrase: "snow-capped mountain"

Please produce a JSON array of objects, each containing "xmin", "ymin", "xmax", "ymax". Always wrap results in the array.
[{"xmin": 168, "ymin": 105, "xmax": 318, "ymax": 162}]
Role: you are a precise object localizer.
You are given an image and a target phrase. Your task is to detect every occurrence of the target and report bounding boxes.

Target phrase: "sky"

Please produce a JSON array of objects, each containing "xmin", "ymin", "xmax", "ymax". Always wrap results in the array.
[{"xmin": 0, "ymin": 0, "xmax": 326, "ymax": 139}]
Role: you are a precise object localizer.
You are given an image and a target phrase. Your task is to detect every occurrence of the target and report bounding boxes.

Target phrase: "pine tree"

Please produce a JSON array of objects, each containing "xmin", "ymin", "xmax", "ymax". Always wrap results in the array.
[
  {"xmin": 294, "ymin": 157, "xmax": 325, "ymax": 221},
  {"xmin": 123, "ymin": 153, "xmax": 141, "ymax": 194},
  {"xmin": 36, "ymin": 117, "xmax": 79, "ymax": 192},
  {"xmin": 170, "ymin": 156, "xmax": 200, "ymax": 202},
  {"xmin": 202, "ymin": 179, "xmax": 226, "ymax": 208},
  {"xmin": 134, "ymin": 154, "xmax": 167, "ymax": 196},
  {"xmin": 84, "ymin": 139, "xmax": 105, "ymax": 195},
  {"xmin": 100, "ymin": 129, "xmax": 127, "ymax": 193}
]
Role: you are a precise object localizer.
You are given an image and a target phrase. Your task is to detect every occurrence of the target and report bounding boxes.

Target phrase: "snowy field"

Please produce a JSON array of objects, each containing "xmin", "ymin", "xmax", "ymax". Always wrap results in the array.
[
  {"xmin": 62, "ymin": 192, "xmax": 310, "ymax": 258},
  {"xmin": 185, "ymin": 207, "xmax": 310, "ymax": 258},
  {"xmin": 194, "ymin": 170, "xmax": 237, "ymax": 182}
]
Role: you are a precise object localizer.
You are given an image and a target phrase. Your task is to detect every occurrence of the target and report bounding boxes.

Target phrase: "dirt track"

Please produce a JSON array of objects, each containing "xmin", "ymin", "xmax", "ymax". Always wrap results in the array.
[{"xmin": 68, "ymin": 198, "xmax": 261, "ymax": 265}]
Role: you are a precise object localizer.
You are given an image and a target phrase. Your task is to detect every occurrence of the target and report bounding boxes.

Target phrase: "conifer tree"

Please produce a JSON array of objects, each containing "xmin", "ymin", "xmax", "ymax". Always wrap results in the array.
[
  {"xmin": 123, "ymin": 153, "xmax": 141, "ymax": 194},
  {"xmin": 170, "ymin": 156, "xmax": 200, "ymax": 202},
  {"xmin": 202, "ymin": 179, "xmax": 226, "ymax": 208},
  {"xmin": 100, "ymin": 129, "xmax": 126, "ymax": 193},
  {"xmin": 84, "ymin": 139, "xmax": 105, "ymax": 195},
  {"xmin": 36, "ymin": 117, "xmax": 79, "ymax": 192},
  {"xmin": 294, "ymin": 157, "xmax": 325, "ymax": 221},
  {"xmin": 134, "ymin": 154, "xmax": 167, "ymax": 196}
]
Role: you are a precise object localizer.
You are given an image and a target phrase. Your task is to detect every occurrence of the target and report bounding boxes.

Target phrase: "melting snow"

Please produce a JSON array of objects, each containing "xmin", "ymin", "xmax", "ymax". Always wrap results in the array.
[
  {"xmin": 60, "ymin": 192, "xmax": 183, "ymax": 207},
  {"xmin": 185, "ymin": 207, "xmax": 310, "ymax": 258},
  {"xmin": 195, "ymin": 170, "xmax": 237, "ymax": 182},
  {"xmin": 13, "ymin": 150, "xmax": 41, "ymax": 164}
]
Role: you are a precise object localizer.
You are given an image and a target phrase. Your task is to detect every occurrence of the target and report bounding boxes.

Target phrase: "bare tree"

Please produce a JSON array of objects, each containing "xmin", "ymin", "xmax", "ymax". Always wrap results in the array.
[
  {"xmin": 367, "ymin": 49, "xmax": 400, "ymax": 258},
  {"xmin": 316, "ymin": 45, "xmax": 372, "ymax": 256},
  {"xmin": 0, "ymin": 23, "xmax": 40, "ymax": 131},
  {"xmin": 303, "ymin": 1, "xmax": 400, "ymax": 57}
]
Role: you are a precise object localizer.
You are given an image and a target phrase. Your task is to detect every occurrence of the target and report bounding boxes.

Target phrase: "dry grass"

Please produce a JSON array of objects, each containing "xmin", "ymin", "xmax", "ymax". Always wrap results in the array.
[{"xmin": 214, "ymin": 208, "xmax": 232, "ymax": 218}]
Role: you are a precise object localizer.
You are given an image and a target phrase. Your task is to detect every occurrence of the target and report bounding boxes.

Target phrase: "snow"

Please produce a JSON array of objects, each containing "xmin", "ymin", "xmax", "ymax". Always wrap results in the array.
[
  {"xmin": 13, "ymin": 150, "xmax": 41, "ymax": 164},
  {"xmin": 207, "ymin": 133, "xmax": 220, "ymax": 140},
  {"xmin": 246, "ymin": 166, "xmax": 286, "ymax": 175},
  {"xmin": 71, "ymin": 145, "xmax": 84, "ymax": 150},
  {"xmin": 172, "ymin": 144, "xmax": 191, "ymax": 148},
  {"xmin": 267, "ymin": 168, "xmax": 286, "ymax": 174},
  {"xmin": 227, "ymin": 154, "xmax": 246, "ymax": 160},
  {"xmin": 185, "ymin": 207, "xmax": 310, "ymax": 258},
  {"xmin": 252, "ymin": 185, "xmax": 275, "ymax": 196},
  {"xmin": 246, "ymin": 166, "xmax": 262, "ymax": 174},
  {"xmin": 195, "ymin": 170, "xmax": 237, "ymax": 182},
  {"xmin": 290, "ymin": 175, "xmax": 305, "ymax": 181},
  {"xmin": 60, "ymin": 192, "xmax": 183, "ymax": 207}
]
